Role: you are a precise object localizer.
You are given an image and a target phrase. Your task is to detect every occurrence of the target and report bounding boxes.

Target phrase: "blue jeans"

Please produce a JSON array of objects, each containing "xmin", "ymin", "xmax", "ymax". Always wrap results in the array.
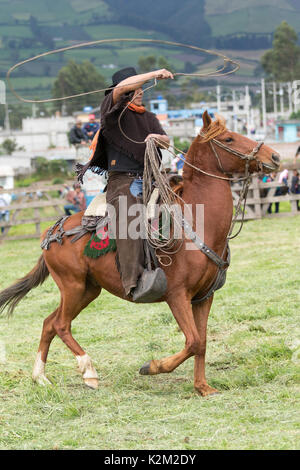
[
  {"xmin": 0, "ymin": 211, "xmax": 9, "ymax": 233},
  {"xmin": 129, "ymin": 179, "xmax": 143, "ymax": 197},
  {"xmin": 64, "ymin": 204, "xmax": 80, "ymax": 215}
]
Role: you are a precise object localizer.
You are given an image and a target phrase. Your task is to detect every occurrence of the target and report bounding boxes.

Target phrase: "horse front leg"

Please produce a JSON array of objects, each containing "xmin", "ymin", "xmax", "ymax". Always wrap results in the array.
[
  {"xmin": 192, "ymin": 297, "xmax": 219, "ymax": 396},
  {"xmin": 139, "ymin": 293, "xmax": 201, "ymax": 375}
]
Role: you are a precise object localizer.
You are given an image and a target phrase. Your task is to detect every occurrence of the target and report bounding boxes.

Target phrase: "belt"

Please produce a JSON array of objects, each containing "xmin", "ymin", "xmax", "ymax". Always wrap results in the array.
[
  {"xmin": 108, "ymin": 171, "xmax": 143, "ymax": 179},
  {"xmin": 127, "ymin": 172, "xmax": 143, "ymax": 179}
]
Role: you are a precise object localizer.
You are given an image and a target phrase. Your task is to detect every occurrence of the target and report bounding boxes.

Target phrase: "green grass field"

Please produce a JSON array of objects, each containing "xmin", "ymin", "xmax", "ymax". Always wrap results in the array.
[{"xmin": 0, "ymin": 216, "xmax": 299, "ymax": 450}]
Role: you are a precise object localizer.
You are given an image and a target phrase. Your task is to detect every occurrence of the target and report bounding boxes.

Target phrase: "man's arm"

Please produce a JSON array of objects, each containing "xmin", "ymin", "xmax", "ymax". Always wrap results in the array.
[{"xmin": 112, "ymin": 69, "xmax": 173, "ymax": 104}]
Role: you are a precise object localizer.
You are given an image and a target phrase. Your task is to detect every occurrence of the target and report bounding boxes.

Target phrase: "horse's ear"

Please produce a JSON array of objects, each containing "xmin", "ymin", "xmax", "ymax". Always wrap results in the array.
[{"xmin": 202, "ymin": 110, "xmax": 212, "ymax": 129}]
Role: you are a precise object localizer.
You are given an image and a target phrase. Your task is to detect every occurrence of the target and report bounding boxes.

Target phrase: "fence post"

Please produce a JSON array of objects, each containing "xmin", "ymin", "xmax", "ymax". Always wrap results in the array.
[{"xmin": 252, "ymin": 176, "xmax": 262, "ymax": 219}]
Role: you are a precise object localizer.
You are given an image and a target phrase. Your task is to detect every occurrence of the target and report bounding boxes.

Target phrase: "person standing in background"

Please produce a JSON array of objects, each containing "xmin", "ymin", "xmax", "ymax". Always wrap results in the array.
[{"xmin": 83, "ymin": 114, "xmax": 100, "ymax": 142}]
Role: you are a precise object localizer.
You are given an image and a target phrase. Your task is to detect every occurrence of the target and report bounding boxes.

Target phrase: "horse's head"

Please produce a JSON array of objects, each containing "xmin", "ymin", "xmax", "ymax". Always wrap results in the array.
[{"xmin": 199, "ymin": 111, "xmax": 280, "ymax": 175}]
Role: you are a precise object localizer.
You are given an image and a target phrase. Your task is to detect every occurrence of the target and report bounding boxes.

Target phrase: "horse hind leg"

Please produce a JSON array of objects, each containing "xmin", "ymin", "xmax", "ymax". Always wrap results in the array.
[
  {"xmin": 33, "ymin": 280, "xmax": 101, "ymax": 389},
  {"xmin": 53, "ymin": 281, "xmax": 102, "ymax": 389},
  {"xmin": 32, "ymin": 308, "xmax": 59, "ymax": 385}
]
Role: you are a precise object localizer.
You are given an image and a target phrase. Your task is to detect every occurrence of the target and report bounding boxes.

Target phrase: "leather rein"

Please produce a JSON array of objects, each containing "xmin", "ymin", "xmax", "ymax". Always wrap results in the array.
[
  {"xmin": 208, "ymin": 137, "xmax": 264, "ymax": 240},
  {"xmin": 183, "ymin": 136, "xmax": 264, "ymax": 304}
]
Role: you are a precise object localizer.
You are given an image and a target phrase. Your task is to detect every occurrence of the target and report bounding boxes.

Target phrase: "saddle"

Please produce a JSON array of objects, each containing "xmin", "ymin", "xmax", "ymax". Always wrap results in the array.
[{"xmin": 80, "ymin": 188, "xmax": 168, "ymax": 303}]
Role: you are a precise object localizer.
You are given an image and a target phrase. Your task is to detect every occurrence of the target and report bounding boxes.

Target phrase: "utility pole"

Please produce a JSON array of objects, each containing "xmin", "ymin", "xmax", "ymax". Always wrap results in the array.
[
  {"xmin": 261, "ymin": 78, "xmax": 267, "ymax": 137},
  {"xmin": 32, "ymin": 103, "xmax": 37, "ymax": 118},
  {"xmin": 245, "ymin": 85, "xmax": 251, "ymax": 136},
  {"xmin": 273, "ymin": 82, "xmax": 277, "ymax": 117},
  {"xmin": 232, "ymin": 89, "xmax": 238, "ymax": 132},
  {"xmin": 279, "ymin": 84, "xmax": 284, "ymax": 115},
  {"xmin": 4, "ymin": 103, "xmax": 11, "ymax": 134},
  {"xmin": 292, "ymin": 80, "xmax": 299, "ymax": 113},
  {"xmin": 288, "ymin": 82, "xmax": 293, "ymax": 115},
  {"xmin": 216, "ymin": 85, "xmax": 221, "ymax": 113}
]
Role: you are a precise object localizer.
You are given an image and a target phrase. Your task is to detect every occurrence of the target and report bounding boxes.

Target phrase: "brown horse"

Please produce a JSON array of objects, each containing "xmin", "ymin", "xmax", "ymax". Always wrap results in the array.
[{"xmin": 0, "ymin": 112, "xmax": 280, "ymax": 396}]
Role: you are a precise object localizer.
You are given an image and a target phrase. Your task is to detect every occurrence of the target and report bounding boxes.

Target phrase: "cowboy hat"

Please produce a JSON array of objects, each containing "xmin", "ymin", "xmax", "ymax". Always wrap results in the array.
[{"xmin": 105, "ymin": 67, "xmax": 137, "ymax": 95}]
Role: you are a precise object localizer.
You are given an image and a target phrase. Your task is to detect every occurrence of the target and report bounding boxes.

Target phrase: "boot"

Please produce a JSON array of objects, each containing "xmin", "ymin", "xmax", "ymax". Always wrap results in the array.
[{"xmin": 131, "ymin": 267, "xmax": 167, "ymax": 303}]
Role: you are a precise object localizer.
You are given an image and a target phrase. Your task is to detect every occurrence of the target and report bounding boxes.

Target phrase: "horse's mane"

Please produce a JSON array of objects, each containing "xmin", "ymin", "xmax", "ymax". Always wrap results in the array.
[{"xmin": 199, "ymin": 116, "xmax": 227, "ymax": 143}]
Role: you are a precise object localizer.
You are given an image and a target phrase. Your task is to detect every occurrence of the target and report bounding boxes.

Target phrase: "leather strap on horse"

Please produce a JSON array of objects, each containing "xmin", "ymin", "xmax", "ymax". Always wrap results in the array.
[
  {"xmin": 182, "ymin": 217, "xmax": 231, "ymax": 304},
  {"xmin": 182, "ymin": 218, "xmax": 229, "ymax": 270}
]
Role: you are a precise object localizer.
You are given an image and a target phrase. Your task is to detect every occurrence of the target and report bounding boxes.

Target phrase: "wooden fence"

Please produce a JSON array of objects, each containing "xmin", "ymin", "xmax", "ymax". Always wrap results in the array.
[
  {"xmin": 232, "ymin": 176, "xmax": 300, "ymax": 220},
  {"xmin": 0, "ymin": 178, "xmax": 299, "ymax": 241},
  {"xmin": 0, "ymin": 184, "xmax": 69, "ymax": 241}
]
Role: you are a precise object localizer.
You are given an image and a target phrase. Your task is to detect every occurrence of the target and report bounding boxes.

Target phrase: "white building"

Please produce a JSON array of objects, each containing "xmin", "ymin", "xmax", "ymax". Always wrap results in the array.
[{"xmin": 0, "ymin": 115, "xmax": 76, "ymax": 154}]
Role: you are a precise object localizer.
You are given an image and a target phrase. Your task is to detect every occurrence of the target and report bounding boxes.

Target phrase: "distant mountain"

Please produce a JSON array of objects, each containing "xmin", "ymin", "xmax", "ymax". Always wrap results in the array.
[
  {"xmin": 1, "ymin": 0, "xmax": 300, "ymax": 101},
  {"xmin": 1, "ymin": 0, "xmax": 300, "ymax": 47}
]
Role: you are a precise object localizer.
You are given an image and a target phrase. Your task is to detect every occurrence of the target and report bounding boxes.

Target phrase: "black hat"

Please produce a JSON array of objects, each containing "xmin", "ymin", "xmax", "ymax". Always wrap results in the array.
[{"xmin": 105, "ymin": 67, "xmax": 137, "ymax": 95}]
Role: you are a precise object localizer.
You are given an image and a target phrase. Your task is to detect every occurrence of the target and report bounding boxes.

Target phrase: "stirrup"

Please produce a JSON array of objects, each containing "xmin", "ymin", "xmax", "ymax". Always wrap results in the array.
[{"xmin": 132, "ymin": 268, "xmax": 167, "ymax": 303}]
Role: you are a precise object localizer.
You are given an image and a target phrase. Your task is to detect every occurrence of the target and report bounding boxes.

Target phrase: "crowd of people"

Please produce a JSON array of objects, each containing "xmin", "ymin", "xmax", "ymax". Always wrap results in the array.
[{"xmin": 68, "ymin": 114, "xmax": 100, "ymax": 162}]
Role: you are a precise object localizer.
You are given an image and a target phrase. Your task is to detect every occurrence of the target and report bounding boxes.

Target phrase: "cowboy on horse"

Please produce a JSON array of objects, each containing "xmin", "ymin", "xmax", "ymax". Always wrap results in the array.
[{"xmin": 77, "ymin": 67, "xmax": 173, "ymax": 302}]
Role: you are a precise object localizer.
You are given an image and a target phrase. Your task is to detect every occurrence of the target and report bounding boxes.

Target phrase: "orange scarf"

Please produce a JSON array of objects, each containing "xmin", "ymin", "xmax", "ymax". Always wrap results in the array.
[
  {"xmin": 89, "ymin": 102, "xmax": 145, "ymax": 160},
  {"xmin": 128, "ymin": 103, "xmax": 146, "ymax": 113}
]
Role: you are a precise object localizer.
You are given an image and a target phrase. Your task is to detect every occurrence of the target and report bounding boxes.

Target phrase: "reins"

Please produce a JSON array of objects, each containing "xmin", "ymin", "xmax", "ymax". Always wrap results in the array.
[{"xmin": 147, "ymin": 133, "xmax": 265, "ymax": 242}]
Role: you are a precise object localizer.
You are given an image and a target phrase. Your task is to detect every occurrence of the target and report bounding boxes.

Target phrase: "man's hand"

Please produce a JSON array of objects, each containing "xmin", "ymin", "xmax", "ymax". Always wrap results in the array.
[
  {"xmin": 145, "ymin": 134, "xmax": 170, "ymax": 149},
  {"xmin": 154, "ymin": 69, "xmax": 174, "ymax": 80}
]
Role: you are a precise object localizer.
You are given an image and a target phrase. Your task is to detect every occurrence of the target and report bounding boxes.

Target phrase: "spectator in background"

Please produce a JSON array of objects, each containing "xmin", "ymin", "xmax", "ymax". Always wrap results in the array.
[
  {"xmin": 70, "ymin": 119, "xmax": 90, "ymax": 162},
  {"xmin": 0, "ymin": 185, "xmax": 12, "ymax": 234},
  {"xmin": 294, "ymin": 145, "xmax": 300, "ymax": 165},
  {"xmin": 69, "ymin": 119, "xmax": 89, "ymax": 146},
  {"xmin": 262, "ymin": 173, "xmax": 273, "ymax": 214},
  {"xmin": 82, "ymin": 114, "xmax": 100, "ymax": 142},
  {"xmin": 278, "ymin": 168, "xmax": 289, "ymax": 186},
  {"xmin": 64, "ymin": 183, "xmax": 86, "ymax": 216},
  {"xmin": 175, "ymin": 152, "xmax": 186, "ymax": 175},
  {"xmin": 268, "ymin": 171, "xmax": 289, "ymax": 214},
  {"xmin": 262, "ymin": 172, "xmax": 283, "ymax": 214},
  {"xmin": 172, "ymin": 150, "xmax": 187, "ymax": 175},
  {"xmin": 291, "ymin": 169, "xmax": 300, "ymax": 211}
]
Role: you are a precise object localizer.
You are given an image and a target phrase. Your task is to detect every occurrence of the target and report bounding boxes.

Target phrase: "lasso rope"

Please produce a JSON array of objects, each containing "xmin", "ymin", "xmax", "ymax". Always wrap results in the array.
[
  {"xmin": 143, "ymin": 139, "xmax": 185, "ymax": 264},
  {"xmin": 6, "ymin": 38, "xmax": 239, "ymax": 103}
]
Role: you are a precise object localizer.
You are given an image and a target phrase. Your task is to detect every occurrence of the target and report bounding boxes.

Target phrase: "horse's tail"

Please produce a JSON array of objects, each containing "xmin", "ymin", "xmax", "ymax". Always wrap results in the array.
[{"xmin": 0, "ymin": 255, "xmax": 49, "ymax": 317}]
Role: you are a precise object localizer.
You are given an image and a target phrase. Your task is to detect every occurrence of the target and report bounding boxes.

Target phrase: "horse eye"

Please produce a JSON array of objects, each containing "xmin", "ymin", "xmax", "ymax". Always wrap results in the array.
[{"xmin": 225, "ymin": 137, "xmax": 233, "ymax": 143}]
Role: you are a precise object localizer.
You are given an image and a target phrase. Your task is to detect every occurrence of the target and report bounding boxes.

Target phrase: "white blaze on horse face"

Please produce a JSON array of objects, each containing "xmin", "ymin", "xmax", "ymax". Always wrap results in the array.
[
  {"xmin": 76, "ymin": 354, "xmax": 98, "ymax": 380},
  {"xmin": 32, "ymin": 351, "xmax": 51, "ymax": 385}
]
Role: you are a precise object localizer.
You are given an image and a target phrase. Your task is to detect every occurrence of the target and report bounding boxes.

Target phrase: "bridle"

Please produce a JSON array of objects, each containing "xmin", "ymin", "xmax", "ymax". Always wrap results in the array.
[
  {"xmin": 199, "ymin": 132, "xmax": 264, "ymax": 181},
  {"xmin": 182, "ymin": 133, "xmax": 265, "ymax": 240}
]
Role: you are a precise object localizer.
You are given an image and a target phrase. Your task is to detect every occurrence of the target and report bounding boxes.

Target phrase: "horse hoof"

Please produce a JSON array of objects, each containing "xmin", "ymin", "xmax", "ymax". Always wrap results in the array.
[
  {"xmin": 196, "ymin": 386, "xmax": 220, "ymax": 397},
  {"xmin": 84, "ymin": 378, "xmax": 99, "ymax": 390},
  {"xmin": 33, "ymin": 375, "xmax": 52, "ymax": 386},
  {"xmin": 139, "ymin": 361, "xmax": 152, "ymax": 375}
]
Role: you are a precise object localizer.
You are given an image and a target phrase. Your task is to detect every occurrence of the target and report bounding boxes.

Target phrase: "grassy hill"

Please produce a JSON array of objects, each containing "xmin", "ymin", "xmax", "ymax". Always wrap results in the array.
[{"xmin": 1, "ymin": 0, "xmax": 300, "ymax": 106}]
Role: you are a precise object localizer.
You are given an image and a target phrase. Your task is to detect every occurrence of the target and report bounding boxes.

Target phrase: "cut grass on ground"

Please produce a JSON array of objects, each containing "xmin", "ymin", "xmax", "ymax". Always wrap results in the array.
[{"xmin": 0, "ymin": 216, "xmax": 299, "ymax": 450}]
